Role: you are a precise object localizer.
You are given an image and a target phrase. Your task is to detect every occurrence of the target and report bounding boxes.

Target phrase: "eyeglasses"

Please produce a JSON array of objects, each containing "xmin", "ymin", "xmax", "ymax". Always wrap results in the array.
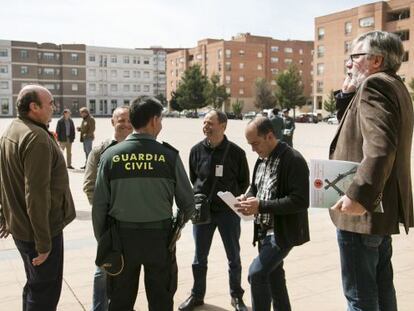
[{"xmin": 349, "ymin": 53, "xmax": 369, "ymax": 62}]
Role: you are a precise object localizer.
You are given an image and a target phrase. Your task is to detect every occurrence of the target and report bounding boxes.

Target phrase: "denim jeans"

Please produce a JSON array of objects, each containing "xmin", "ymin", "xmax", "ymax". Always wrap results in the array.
[
  {"xmin": 192, "ymin": 209, "xmax": 244, "ymax": 299},
  {"xmin": 83, "ymin": 138, "xmax": 93, "ymax": 161},
  {"xmin": 337, "ymin": 230, "xmax": 397, "ymax": 311},
  {"xmin": 92, "ymin": 266, "xmax": 108, "ymax": 311},
  {"xmin": 248, "ymin": 234, "xmax": 292, "ymax": 311},
  {"xmin": 14, "ymin": 233, "xmax": 64, "ymax": 311}
]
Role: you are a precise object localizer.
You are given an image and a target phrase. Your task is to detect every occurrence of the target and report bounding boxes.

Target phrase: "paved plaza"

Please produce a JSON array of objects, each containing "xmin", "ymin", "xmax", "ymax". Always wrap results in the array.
[{"xmin": 1, "ymin": 117, "xmax": 414, "ymax": 311}]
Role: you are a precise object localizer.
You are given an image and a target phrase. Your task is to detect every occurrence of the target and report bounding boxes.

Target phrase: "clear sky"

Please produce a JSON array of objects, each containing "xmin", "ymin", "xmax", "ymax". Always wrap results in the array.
[{"xmin": 1, "ymin": 0, "xmax": 375, "ymax": 49}]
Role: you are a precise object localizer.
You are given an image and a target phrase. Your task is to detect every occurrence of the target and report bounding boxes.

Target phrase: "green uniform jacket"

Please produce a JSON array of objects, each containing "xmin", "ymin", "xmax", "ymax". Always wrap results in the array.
[
  {"xmin": 0, "ymin": 117, "xmax": 76, "ymax": 253},
  {"xmin": 92, "ymin": 133, "xmax": 195, "ymax": 239}
]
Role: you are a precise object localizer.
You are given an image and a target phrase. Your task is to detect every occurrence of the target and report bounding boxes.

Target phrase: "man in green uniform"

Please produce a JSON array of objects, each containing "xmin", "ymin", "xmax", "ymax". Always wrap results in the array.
[{"xmin": 92, "ymin": 97, "xmax": 195, "ymax": 311}]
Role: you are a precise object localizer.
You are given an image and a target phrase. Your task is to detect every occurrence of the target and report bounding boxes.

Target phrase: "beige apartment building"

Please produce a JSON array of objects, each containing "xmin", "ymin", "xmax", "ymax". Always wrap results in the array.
[
  {"xmin": 167, "ymin": 33, "xmax": 313, "ymax": 112},
  {"xmin": 314, "ymin": 0, "xmax": 414, "ymax": 114}
]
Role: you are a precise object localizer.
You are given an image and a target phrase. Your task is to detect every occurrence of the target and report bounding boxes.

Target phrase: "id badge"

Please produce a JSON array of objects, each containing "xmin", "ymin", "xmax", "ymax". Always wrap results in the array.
[{"xmin": 215, "ymin": 165, "xmax": 223, "ymax": 177}]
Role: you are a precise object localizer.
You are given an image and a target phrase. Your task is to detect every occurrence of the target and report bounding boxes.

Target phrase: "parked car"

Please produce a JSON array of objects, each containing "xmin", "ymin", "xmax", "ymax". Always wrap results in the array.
[
  {"xmin": 243, "ymin": 111, "xmax": 256, "ymax": 120},
  {"xmin": 295, "ymin": 113, "xmax": 318, "ymax": 123},
  {"xmin": 162, "ymin": 110, "xmax": 180, "ymax": 118},
  {"xmin": 185, "ymin": 111, "xmax": 199, "ymax": 118},
  {"xmin": 226, "ymin": 112, "xmax": 242, "ymax": 120},
  {"xmin": 327, "ymin": 116, "xmax": 339, "ymax": 124}
]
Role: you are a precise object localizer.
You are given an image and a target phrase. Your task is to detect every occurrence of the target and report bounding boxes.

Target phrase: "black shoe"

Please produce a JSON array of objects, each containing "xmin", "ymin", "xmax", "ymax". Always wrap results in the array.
[
  {"xmin": 178, "ymin": 295, "xmax": 204, "ymax": 310},
  {"xmin": 80, "ymin": 166, "xmax": 86, "ymax": 169},
  {"xmin": 67, "ymin": 165, "xmax": 74, "ymax": 169},
  {"xmin": 231, "ymin": 297, "xmax": 248, "ymax": 311}
]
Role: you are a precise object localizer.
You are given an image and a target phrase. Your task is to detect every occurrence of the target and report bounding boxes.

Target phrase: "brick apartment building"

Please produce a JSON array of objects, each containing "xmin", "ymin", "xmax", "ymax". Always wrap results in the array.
[
  {"xmin": 166, "ymin": 33, "xmax": 313, "ymax": 112},
  {"xmin": 0, "ymin": 40, "xmax": 175, "ymax": 117},
  {"xmin": 314, "ymin": 0, "xmax": 414, "ymax": 115}
]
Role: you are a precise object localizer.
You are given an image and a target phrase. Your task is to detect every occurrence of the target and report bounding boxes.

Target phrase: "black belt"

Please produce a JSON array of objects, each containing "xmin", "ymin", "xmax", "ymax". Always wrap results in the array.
[{"xmin": 118, "ymin": 218, "xmax": 172, "ymax": 229}]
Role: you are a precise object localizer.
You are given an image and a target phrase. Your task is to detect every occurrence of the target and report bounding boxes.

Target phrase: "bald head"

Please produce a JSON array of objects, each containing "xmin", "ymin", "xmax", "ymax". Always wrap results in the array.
[
  {"xmin": 247, "ymin": 116, "xmax": 276, "ymax": 138},
  {"xmin": 17, "ymin": 85, "xmax": 52, "ymax": 117},
  {"xmin": 111, "ymin": 105, "xmax": 132, "ymax": 142},
  {"xmin": 245, "ymin": 117, "xmax": 277, "ymax": 159}
]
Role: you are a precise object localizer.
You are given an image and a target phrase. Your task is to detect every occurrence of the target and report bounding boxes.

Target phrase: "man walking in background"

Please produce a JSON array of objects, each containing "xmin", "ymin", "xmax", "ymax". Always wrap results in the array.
[
  {"xmin": 78, "ymin": 107, "xmax": 96, "ymax": 169},
  {"xmin": 56, "ymin": 109, "xmax": 76, "ymax": 169}
]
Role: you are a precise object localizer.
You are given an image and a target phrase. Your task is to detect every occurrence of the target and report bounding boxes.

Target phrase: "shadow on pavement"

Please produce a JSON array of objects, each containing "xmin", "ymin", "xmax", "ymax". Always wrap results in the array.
[{"xmin": 76, "ymin": 210, "xmax": 91, "ymax": 221}]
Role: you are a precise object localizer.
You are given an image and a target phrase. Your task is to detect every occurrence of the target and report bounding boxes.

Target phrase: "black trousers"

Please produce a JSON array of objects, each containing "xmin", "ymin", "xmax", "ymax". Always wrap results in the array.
[
  {"xmin": 108, "ymin": 228, "xmax": 175, "ymax": 311},
  {"xmin": 14, "ymin": 232, "xmax": 64, "ymax": 311}
]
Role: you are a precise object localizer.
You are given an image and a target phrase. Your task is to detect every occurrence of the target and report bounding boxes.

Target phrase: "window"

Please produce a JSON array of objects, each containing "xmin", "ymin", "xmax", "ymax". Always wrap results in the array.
[
  {"xmin": 72, "ymin": 84, "xmax": 78, "ymax": 91},
  {"xmin": 270, "ymin": 68, "xmax": 279, "ymax": 75},
  {"xmin": 89, "ymin": 83, "xmax": 96, "ymax": 91},
  {"xmin": 143, "ymin": 85, "xmax": 150, "ymax": 92},
  {"xmin": 344, "ymin": 41, "xmax": 351, "ymax": 53},
  {"xmin": 239, "ymin": 88, "xmax": 244, "ymax": 95},
  {"xmin": 316, "ymin": 81, "xmax": 323, "ymax": 93},
  {"xmin": 143, "ymin": 71, "xmax": 150, "ymax": 79},
  {"xmin": 271, "ymin": 57, "xmax": 279, "ymax": 63},
  {"xmin": 317, "ymin": 63, "xmax": 324, "ymax": 75},
  {"xmin": 43, "ymin": 68, "xmax": 55, "ymax": 75},
  {"xmin": 257, "ymin": 64, "xmax": 263, "ymax": 70},
  {"xmin": 1, "ymin": 98, "xmax": 9, "ymax": 114},
  {"xmin": 71, "ymin": 53, "xmax": 79, "ymax": 61},
  {"xmin": 225, "ymin": 75, "xmax": 231, "ymax": 83},
  {"xmin": 21, "ymin": 66, "xmax": 28, "ymax": 75},
  {"xmin": 123, "ymin": 70, "xmax": 130, "ymax": 78},
  {"xmin": 402, "ymin": 51, "xmax": 409, "ymax": 62},
  {"xmin": 89, "ymin": 69, "xmax": 96, "ymax": 77},
  {"xmin": 225, "ymin": 49, "xmax": 231, "ymax": 58},
  {"xmin": 143, "ymin": 58, "xmax": 150, "ymax": 65},
  {"xmin": 111, "ymin": 100, "xmax": 118, "ymax": 110},
  {"xmin": 89, "ymin": 100, "xmax": 96, "ymax": 113},
  {"xmin": 124, "ymin": 56, "xmax": 130, "ymax": 64},
  {"xmin": 43, "ymin": 84, "xmax": 55, "ymax": 90},
  {"xmin": 226, "ymin": 87, "xmax": 231, "ymax": 95},
  {"xmin": 316, "ymin": 96, "xmax": 323, "ymax": 110},
  {"xmin": 388, "ymin": 9, "xmax": 410, "ymax": 22},
  {"xmin": 20, "ymin": 50, "xmax": 28, "ymax": 59},
  {"xmin": 284, "ymin": 47, "xmax": 293, "ymax": 53},
  {"xmin": 124, "ymin": 100, "xmax": 130, "ymax": 105},
  {"xmin": 0, "ymin": 49, "xmax": 8, "ymax": 57},
  {"xmin": 0, "ymin": 81, "xmax": 9, "ymax": 89},
  {"xmin": 123, "ymin": 84, "xmax": 130, "ymax": 92},
  {"xmin": 0, "ymin": 65, "xmax": 8, "ymax": 74},
  {"xmin": 257, "ymin": 51, "xmax": 263, "ymax": 58},
  {"xmin": 394, "ymin": 30, "xmax": 410, "ymax": 41},
  {"xmin": 239, "ymin": 76, "xmax": 245, "ymax": 82},
  {"xmin": 71, "ymin": 68, "xmax": 78, "ymax": 76},
  {"xmin": 299, "ymin": 49, "xmax": 304, "ymax": 55},
  {"xmin": 133, "ymin": 84, "xmax": 141, "ymax": 92},
  {"xmin": 225, "ymin": 62, "xmax": 232, "ymax": 71},
  {"xmin": 217, "ymin": 49, "xmax": 222, "ymax": 59},
  {"xmin": 89, "ymin": 54, "xmax": 96, "ymax": 62},
  {"xmin": 271, "ymin": 46, "xmax": 279, "ymax": 52},
  {"xmin": 134, "ymin": 71, "xmax": 141, "ymax": 78},
  {"xmin": 239, "ymin": 63, "xmax": 244, "ymax": 69},
  {"xmin": 345, "ymin": 22, "xmax": 352, "ymax": 34},
  {"xmin": 318, "ymin": 27, "xmax": 325, "ymax": 40},
  {"xmin": 43, "ymin": 52, "xmax": 55, "ymax": 60},
  {"xmin": 284, "ymin": 58, "xmax": 293, "ymax": 64},
  {"xmin": 111, "ymin": 70, "xmax": 117, "ymax": 78},
  {"xmin": 317, "ymin": 45, "xmax": 324, "ymax": 58},
  {"xmin": 239, "ymin": 50, "xmax": 245, "ymax": 56},
  {"xmin": 359, "ymin": 17, "xmax": 374, "ymax": 28},
  {"xmin": 132, "ymin": 56, "xmax": 141, "ymax": 64},
  {"xmin": 110, "ymin": 84, "xmax": 118, "ymax": 92},
  {"xmin": 111, "ymin": 55, "xmax": 117, "ymax": 63}
]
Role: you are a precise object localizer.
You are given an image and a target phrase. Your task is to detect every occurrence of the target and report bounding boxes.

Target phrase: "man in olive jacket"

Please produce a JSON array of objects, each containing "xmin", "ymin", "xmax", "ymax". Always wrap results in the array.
[
  {"xmin": 78, "ymin": 106, "xmax": 96, "ymax": 169},
  {"xmin": 330, "ymin": 31, "xmax": 414, "ymax": 310},
  {"xmin": 0, "ymin": 85, "xmax": 76, "ymax": 310}
]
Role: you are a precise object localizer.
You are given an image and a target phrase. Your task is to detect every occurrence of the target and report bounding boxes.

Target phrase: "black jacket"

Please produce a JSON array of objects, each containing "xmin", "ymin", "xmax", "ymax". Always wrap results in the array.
[
  {"xmin": 247, "ymin": 142, "xmax": 310, "ymax": 249},
  {"xmin": 56, "ymin": 117, "xmax": 75, "ymax": 143},
  {"xmin": 189, "ymin": 136, "xmax": 249, "ymax": 211}
]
